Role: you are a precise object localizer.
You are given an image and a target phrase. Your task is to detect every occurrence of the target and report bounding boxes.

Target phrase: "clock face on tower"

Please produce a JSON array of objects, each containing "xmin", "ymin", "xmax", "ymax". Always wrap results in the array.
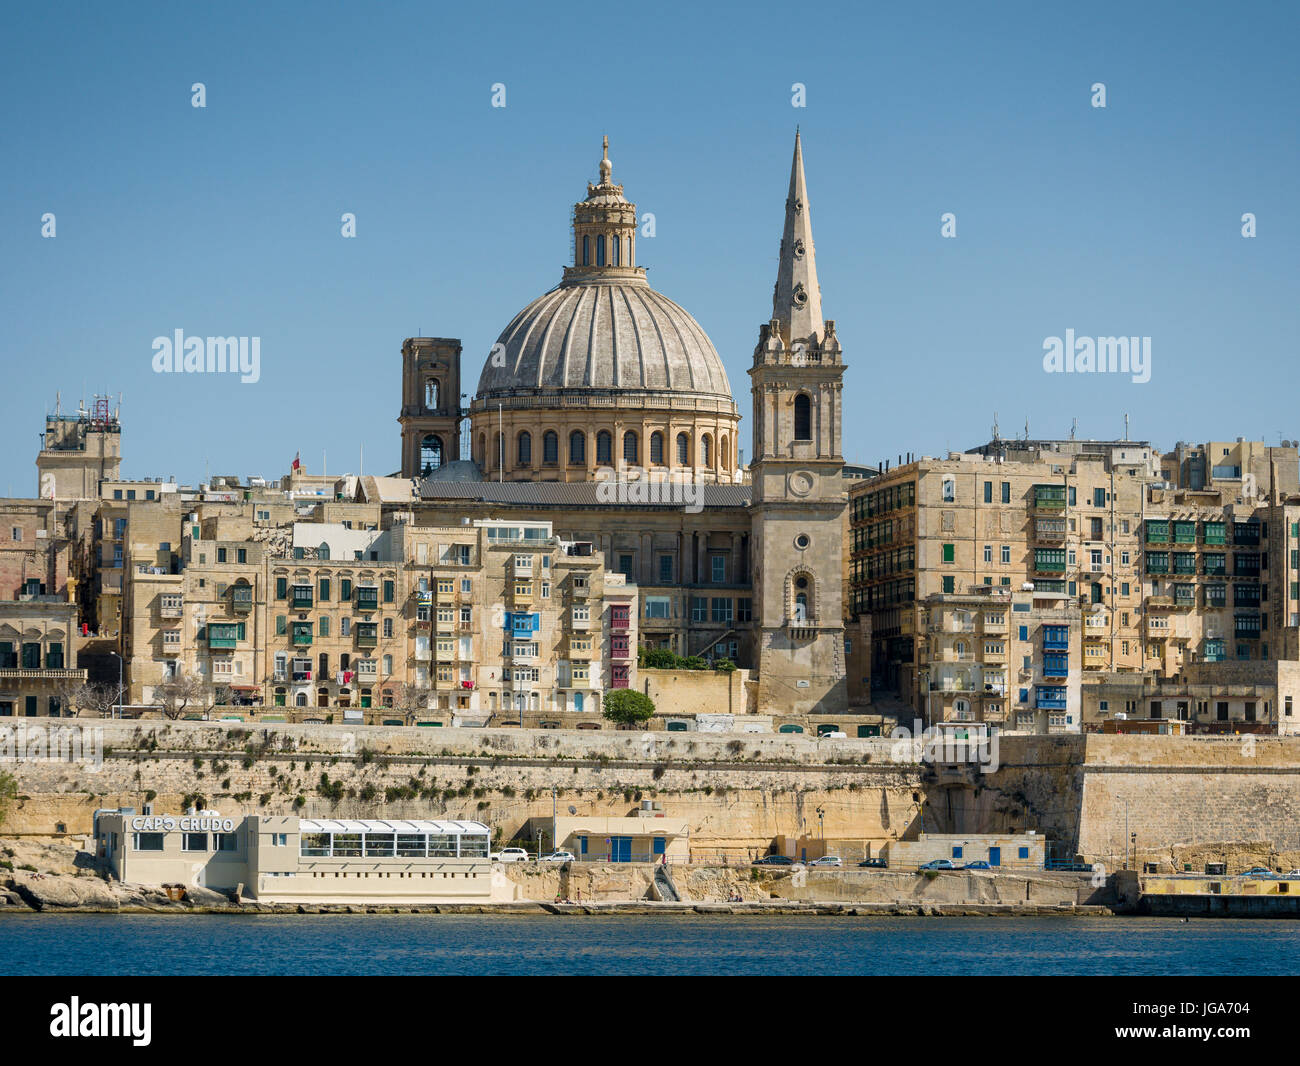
[{"xmin": 788, "ymin": 470, "xmax": 815, "ymax": 497}]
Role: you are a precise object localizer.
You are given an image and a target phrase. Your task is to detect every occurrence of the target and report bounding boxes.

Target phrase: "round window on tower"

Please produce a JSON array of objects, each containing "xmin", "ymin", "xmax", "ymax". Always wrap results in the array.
[
  {"xmin": 795, "ymin": 576, "xmax": 809, "ymax": 590},
  {"xmin": 794, "ymin": 533, "xmax": 811, "ymax": 550}
]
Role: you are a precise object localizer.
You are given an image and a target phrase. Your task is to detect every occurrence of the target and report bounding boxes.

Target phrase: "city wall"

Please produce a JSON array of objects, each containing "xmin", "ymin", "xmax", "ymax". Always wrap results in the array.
[{"xmin": 6, "ymin": 721, "xmax": 1300, "ymax": 866}]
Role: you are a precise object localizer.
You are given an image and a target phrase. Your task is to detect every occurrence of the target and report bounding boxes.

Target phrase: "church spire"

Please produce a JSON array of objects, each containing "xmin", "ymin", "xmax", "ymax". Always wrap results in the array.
[{"xmin": 771, "ymin": 129, "xmax": 823, "ymax": 348}]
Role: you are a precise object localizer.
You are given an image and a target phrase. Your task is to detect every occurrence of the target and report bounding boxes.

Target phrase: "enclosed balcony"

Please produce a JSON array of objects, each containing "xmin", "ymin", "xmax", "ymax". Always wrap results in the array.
[
  {"xmin": 355, "ymin": 587, "xmax": 380, "ymax": 612},
  {"xmin": 1032, "ymin": 484, "xmax": 1067, "ymax": 510},
  {"xmin": 290, "ymin": 585, "xmax": 314, "ymax": 609},
  {"xmin": 355, "ymin": 623, "xmax": 379, "ymax": 648},
  {"xmin": 207, "ymin": 623, "xmax": 240, "ymax": 650},
  {"xmin": 291, "ymin": 624, "xmax": 313, "ymax": 647},
  {"xmin": 1033, "ymin": 517, "xmax": 1067, "ymax": 541}
]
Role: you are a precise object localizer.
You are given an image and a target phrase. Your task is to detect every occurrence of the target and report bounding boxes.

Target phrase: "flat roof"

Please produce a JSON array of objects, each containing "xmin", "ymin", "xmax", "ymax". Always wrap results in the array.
[{"xmin": 297, "ymin": 819, "xmax": 489, "ymax": 835}]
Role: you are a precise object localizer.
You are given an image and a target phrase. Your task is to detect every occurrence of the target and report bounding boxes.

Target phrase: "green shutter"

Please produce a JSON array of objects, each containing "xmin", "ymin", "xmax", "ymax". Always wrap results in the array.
[
  {"xmin": 383, "ymin": 580, "xmax": 395, "ymax": 602},
  {"xmin": 276, "ymin": 577, "xmax": 287, "ymax": 599}
]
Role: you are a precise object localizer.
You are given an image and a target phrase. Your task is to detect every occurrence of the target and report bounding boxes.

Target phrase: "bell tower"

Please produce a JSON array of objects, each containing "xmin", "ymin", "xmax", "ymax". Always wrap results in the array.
[
  {"xmin": 748, "ymin": 131, "xmax": 849, "ymax": 714},
  {"xmin": 399, "ymin": 337, "xmax": 462, "ymax": 479}
]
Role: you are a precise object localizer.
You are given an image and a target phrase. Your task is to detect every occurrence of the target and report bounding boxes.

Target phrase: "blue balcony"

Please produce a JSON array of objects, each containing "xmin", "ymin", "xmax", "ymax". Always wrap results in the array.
[{"xmin": 1036, "ymin": 687, "xmax": 1068, "ymax": 710}]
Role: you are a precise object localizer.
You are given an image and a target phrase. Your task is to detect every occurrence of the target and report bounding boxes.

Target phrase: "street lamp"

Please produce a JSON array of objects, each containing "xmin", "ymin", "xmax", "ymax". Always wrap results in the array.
[{"xmin": 815, "ymin": 805, "xmax": 825, "ymax": 854}]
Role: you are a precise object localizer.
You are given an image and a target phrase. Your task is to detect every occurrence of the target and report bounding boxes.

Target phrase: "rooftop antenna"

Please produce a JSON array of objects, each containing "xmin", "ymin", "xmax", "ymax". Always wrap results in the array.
[
  {"xmin": 1024, "ymin": 417, "xmax": 1029, "ymax": 441},
  {"xmin": 992, "ymin": 412, "xmax": 1000, "ymax": 441},
  {"xmin": 1124, "ymin": 413, "xmax": 1130, "ymax": 441},
  {"xmin": 1070, "ymin": 418, "xmax": 1077, "ymax": 440}
]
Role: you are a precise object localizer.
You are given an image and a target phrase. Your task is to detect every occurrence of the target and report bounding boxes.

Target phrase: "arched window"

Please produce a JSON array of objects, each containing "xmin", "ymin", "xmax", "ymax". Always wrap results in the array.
[
  {"xmin": 543, "ymin": 431, "xmax": 559, "ymax": 465},
  {"xmin": 611, "ymin": 235, "xmax": 620, "ymax": 266},
  {"xmin": 493, "ymin": 432, "xmax": 503, "ymax": 470},
  {"xmin": 596, "ymin": 431, "xmax": 612, "ymax": 464},
  {"xmin": 701, "ymin": 434, "xmax": 713, "ymax": 468},
  {"xmin": 650, "ymin": 431, "xmax": 664, "ymax": 466},
  {"xmin": 623, "ymin": 430, "xmax": 638, "ymax": 464},
  {"xmin": 794, "ymin": 393, "xmax": 812, "ymax": 441},
  {"xmin": 596, "ymin": 235, "xmax": 606, "ymax": 266},
  {"xmin": 582, "ymin": 236, "xmax": 590, "ymax": 265},
  {"xmin": 420, "ymin": 434, "xmax": 443, "ymax": 475},
  {"xmin": 294, "ymin": 691, "xmax": 307, "ymax": 707},
  {"xmin": 720, "ymin": 435, "xmax": 729, "ymax": 470},
  {"xmin": 569, "ymin": 430, "xmax": 586, "ymax": 465},
  {"xmin": 477, "ymin": 433, "xmax": 485, "ymax": 465},
  {"xmin": 424, "ymin": 379, "xmax": 439, "ymax": 410},
  {"xmin": 794, "ymin": 593, "xmax": 808, "ymax": 622},
  {"xmin": 517, "ymin": 431, "xmax": 532, "ymax": 466},
  {"xmin": 676, "ymin": 432, "xmax": 689, "ymax": 465}
]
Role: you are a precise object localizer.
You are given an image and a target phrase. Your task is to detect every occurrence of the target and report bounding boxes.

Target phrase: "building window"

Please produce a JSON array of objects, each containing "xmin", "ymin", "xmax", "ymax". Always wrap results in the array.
[
  {"xmin": 702, "ymin": 434, "xmax": 713, "ymax": 467},
  {"xmin": 794, "ymin": 394, "xmax": 812, "ymax": 441},
  {"xmin": 543, "ymin": 431, "xmax": 559, "ymax": 465},
  {"xmin": 623, "ymin": 431, "xmax": 638, "ymax": 464},
  {"xmin": 650, "ymin": 432, "xmax": 664, "ymax": 466},
  {"xmin": 711, "ymin": 555, "xmax": 726, "ymax": 583},
  {"xmin": 658, "ymin": 555, "xmax": 673, "ymax": 583},
  {"xmin": 569, "ymin": 430, "xmax": 586, "ymax": 465},
  {"xmin": 942, "ymin": 478, "xmax": 955, "ymax": 502},
  {"xmin": 517, "ymin": 431, "xmax": 532, "ymax": 466},
  {"xmin": 596, "ymin": 431, "xmax": 612, "ymax": 464},
  {"xmin": 596, "ymin": 234, "xmax": 606, "ymax": 266},
  {"xmin": 676, "ymin": 433, "xmax": 689, "ymax": 465}
]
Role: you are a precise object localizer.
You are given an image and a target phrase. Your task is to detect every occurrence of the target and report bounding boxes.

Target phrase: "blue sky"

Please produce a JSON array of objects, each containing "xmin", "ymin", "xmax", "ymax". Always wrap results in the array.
[{"xmin": 1, "ymin": 1, "xmax": 1296, "ymax": 490}]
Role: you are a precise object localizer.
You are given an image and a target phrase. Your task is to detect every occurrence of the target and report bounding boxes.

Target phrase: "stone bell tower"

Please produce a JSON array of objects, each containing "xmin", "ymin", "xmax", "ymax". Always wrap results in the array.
[
  {"xmin": 748, "ymin": 131, "xmax": 849, "ymax": 714},
  {"xmin": 399, "ymin": 337, "xmax": 462, "ymax": 478}
]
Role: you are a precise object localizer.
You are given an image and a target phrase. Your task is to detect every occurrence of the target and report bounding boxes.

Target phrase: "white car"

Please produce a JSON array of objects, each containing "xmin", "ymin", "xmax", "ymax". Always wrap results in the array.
[
  {"xmin": 808, "ymin": 856, "xmax": 843, "ymax": 867},
  {"xmin": 496, "ymin": 847, "xmax": 529, "ymax": 863},
  {"xmin": 539, "ymin": 850, "xmax": 577, "ymax": 863}
]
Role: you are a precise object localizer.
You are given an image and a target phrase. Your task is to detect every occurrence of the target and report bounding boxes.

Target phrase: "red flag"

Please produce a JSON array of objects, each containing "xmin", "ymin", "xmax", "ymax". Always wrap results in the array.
[{"xmin": 291, "ymin": 451, "xmax": 301, "ymax": 471}]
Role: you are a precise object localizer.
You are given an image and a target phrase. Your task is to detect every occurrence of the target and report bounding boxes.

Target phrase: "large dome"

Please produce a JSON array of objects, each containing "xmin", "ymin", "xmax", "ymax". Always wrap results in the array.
[{"xmin": 476, "ymin": 275, "xmax": 733, "ymax": 402}]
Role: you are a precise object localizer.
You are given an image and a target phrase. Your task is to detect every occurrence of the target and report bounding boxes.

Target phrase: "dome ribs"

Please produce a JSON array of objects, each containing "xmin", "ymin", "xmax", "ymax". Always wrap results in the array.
[{"xmin": 476, "ymin": 280, "xmax": 734, "ymax": 403}]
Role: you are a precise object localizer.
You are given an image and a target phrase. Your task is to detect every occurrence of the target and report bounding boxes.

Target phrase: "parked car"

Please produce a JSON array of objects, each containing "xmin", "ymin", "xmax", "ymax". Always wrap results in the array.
[
  {"xmin": 539, "ymin": 850, "xmax": 576, "ymax": 863},
  {"xmin": 496, "ymin": 847, "xmax": 529, "ymax": 863},
  {"xmin": 1240, "ymin": 866, "xmax": 1275, "ymax": 878},
  {"xmin": 962, "ymin": 861, "xmax": 992, "ymax": 870},
  {"xmin": 1284, "ymin": 870, "xmax": 1300, "ymax": 878},
  {"xmin": 753, "ymin": 855, "xmax": 795, "ymax": 866},
  {"xmin": 808, "ymin": 856, "xmax": 843, "ymax": 867},
  {"xmin": 918, "ymin": 859, "xmax": 957, "ymax": 871},
  {"xmin": 857, "ymin": 858, "xmax": 887, "ymax": 869}
]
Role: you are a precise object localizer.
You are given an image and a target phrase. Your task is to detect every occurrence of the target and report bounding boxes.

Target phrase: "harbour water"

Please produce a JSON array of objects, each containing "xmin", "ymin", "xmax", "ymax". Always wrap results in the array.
[{"xmin": 2, "ymin": 914, "xmax": 1297, "ymax": 975}]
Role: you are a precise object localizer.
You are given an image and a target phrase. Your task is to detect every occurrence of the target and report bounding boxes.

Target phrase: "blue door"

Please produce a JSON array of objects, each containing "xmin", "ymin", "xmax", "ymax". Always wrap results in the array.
[
  {"xmin": 573, "ymin": 692, "xmax": 584, "ymax": 713},
  {"xmin": 989, "ymin": 847, "xmax": 1001, "ymax": 867},
  {"xmin": 610, "ymin": 836, "xmax": 632, "ymax": 863},
  {"xmin": 653, "ymin": 837, "xmax": 666, "ymax": 860},
  {"xmin": 577, "ymin": 835, "xmax": 588, "ymax": 857}
]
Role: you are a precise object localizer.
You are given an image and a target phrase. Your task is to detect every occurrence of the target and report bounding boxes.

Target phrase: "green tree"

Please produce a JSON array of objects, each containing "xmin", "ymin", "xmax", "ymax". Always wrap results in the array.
[{"xmin": 602, "ymin": 689, "xmax": 656, "ymax": 729}]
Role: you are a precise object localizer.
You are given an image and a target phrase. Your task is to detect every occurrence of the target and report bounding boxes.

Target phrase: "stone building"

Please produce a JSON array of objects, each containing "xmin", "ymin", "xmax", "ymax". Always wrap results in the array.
[
  {"xmin": 851, "ymin": 436, "xmax": 1300, "ymax": 724},
  {"xmin": 0, "ymin": 600, "xmax": 86, "ymax": 717}
]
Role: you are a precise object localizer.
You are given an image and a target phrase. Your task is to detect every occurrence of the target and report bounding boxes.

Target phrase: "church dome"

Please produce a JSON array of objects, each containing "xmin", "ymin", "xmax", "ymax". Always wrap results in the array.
[
  {"xmin": 467, "ymin": 138, "xmax": 741, "ymax": 485},
  {"xmin": 476, "ymin": 275, "xmax": 733, "ymax": 402}
]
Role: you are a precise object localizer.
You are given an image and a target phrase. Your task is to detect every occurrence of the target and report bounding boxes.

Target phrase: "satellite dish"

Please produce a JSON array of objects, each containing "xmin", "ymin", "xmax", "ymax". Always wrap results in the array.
[{"xmin": 568, "ymin": 805, "xmax": 577, "ymax": 815}]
